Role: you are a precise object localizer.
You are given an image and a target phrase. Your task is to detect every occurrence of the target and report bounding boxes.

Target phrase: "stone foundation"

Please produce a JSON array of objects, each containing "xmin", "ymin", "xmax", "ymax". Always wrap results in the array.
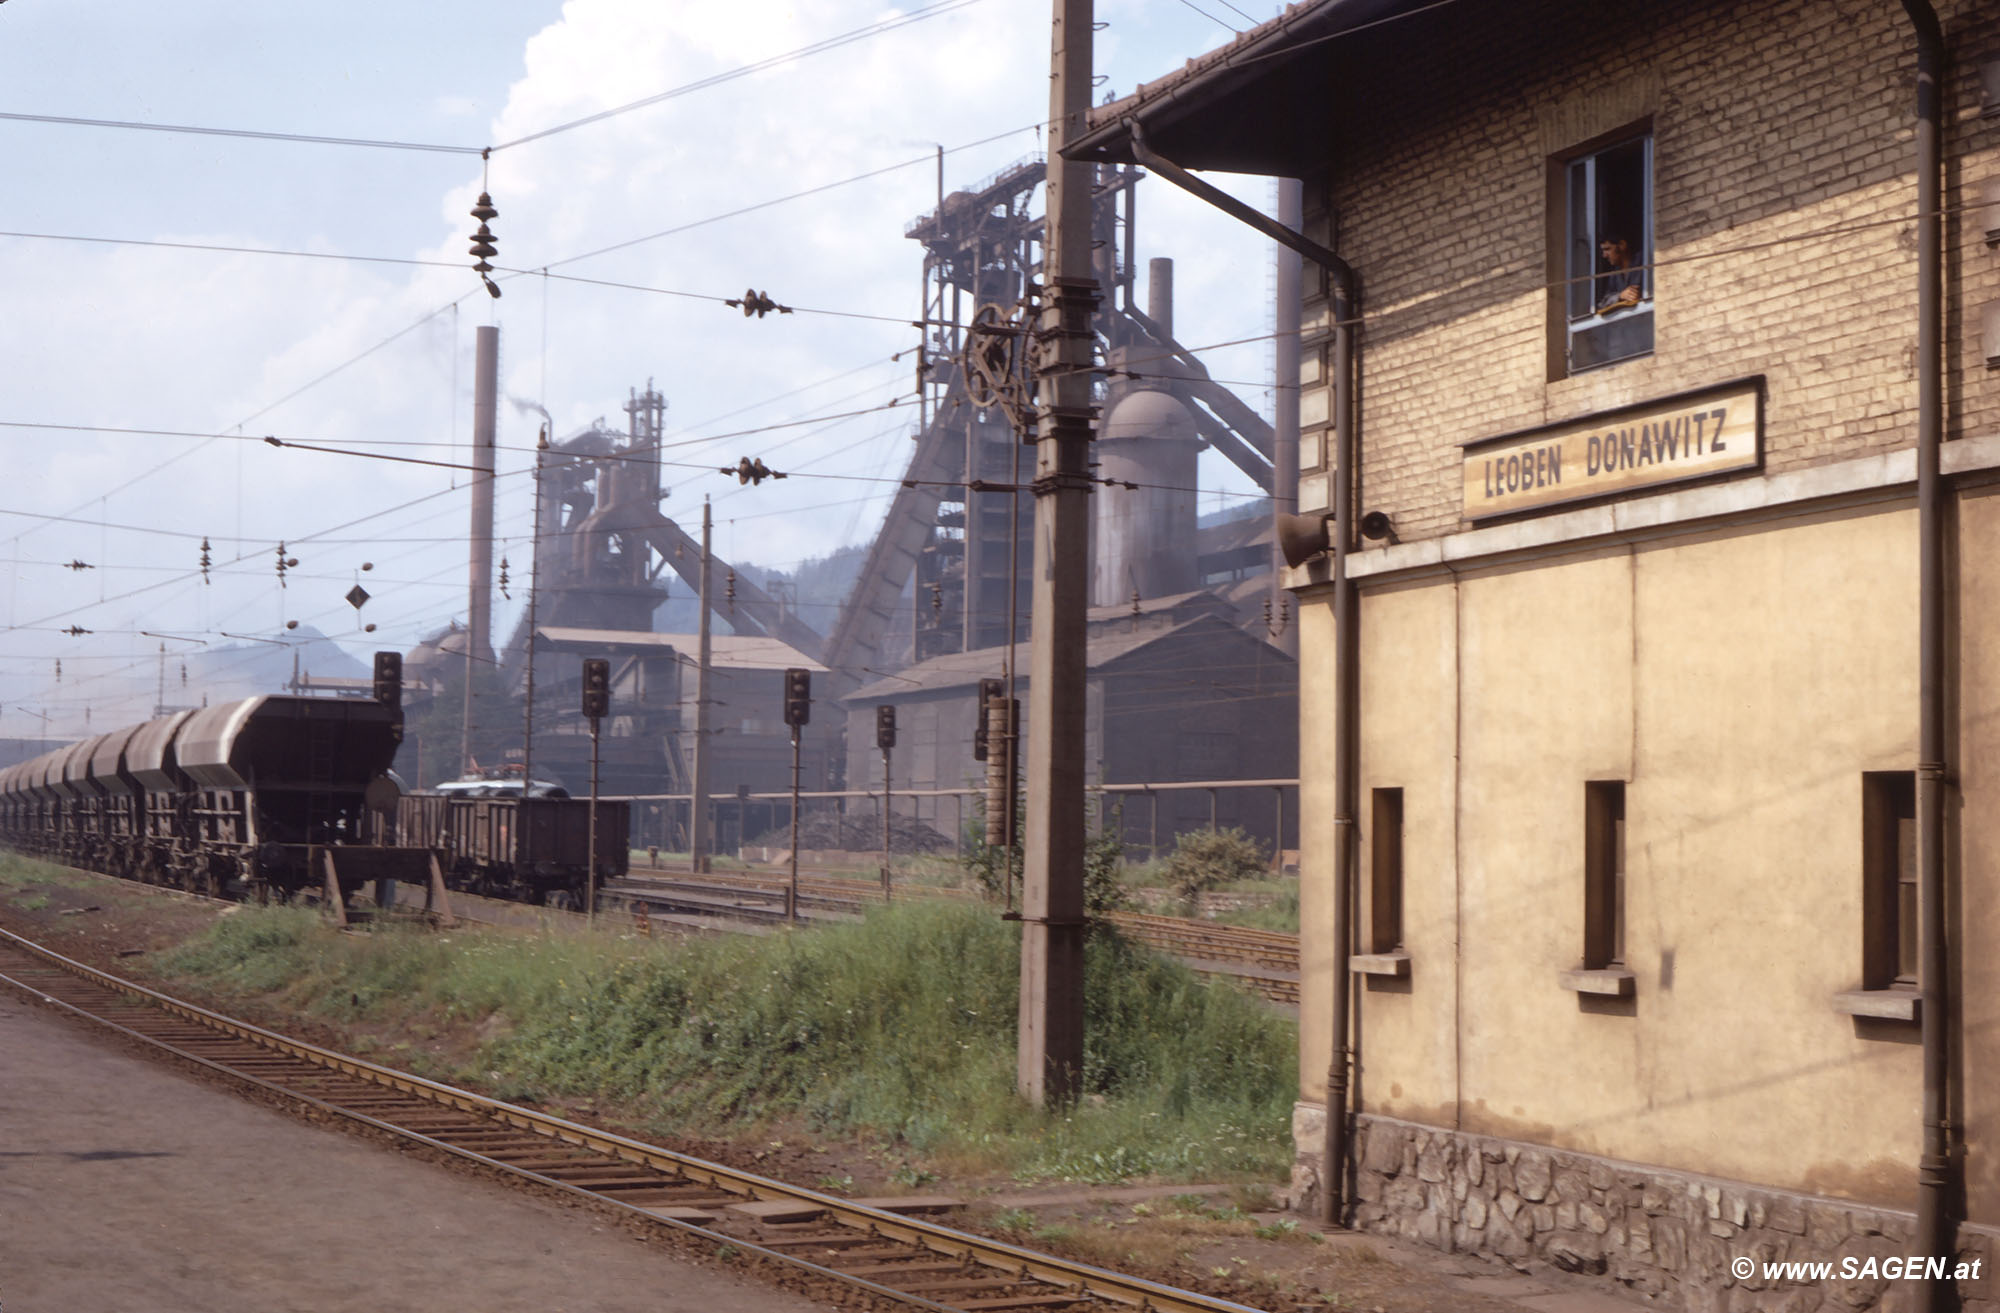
[{"xmin": 1292, "ymin": 1104, "xmax": 1998, "ymax": 1312}]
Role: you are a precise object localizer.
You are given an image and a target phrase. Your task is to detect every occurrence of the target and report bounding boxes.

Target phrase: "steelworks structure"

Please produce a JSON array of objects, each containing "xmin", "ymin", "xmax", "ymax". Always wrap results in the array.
[
  {"xmin": 493, "ymin": 381, "xmax": 832, "ymax": 812},
  {"xmin": 822, "ymin": 156, "xmax": 1289, "ymax": 681}
]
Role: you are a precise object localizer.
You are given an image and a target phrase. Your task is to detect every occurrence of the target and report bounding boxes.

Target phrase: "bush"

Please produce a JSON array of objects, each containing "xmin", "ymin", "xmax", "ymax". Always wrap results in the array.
[
  {"xmin": 956, "ymin": 789, "xmax": 1020, "ymax": 899},
  {"xmin": 1164, "ymin": 826, "xmax": 1267, "ymax": 906},
  {"xmin": 1083, "ymin": 798, "xmax": 1128, "ymax": 916}
]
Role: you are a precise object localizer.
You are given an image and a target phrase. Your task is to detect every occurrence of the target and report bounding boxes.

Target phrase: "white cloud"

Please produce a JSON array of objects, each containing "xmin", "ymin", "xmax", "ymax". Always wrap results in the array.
[{"xmin": 0, "ymin": 1, "xmax": 1280, "ymax": 733}]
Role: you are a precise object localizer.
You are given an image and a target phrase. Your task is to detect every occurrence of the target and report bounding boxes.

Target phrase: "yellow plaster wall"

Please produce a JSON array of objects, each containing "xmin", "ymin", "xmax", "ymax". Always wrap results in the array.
[
  {"xmin": 1452, "ymin": 546, "xmax": 1636, "ymax": 1146},
  {"xmin": 1296, "ymin": 598, "xmax": 1337, "ymax": 1105},
  {"xmin": 1952, "ymin": 486, "xmax": 2000, "ymax": 1224},
  {"xmin": 1320, "ymin": 504, "xmax": 1936, "ymax": 1210},
  {"xmin": 1620, "ymin": 506, "xmax": 1919, "ymax": 1206},
  {"xmin": 1354, "ymin": 578, "xmax": 1461, "ymax": 1125}
]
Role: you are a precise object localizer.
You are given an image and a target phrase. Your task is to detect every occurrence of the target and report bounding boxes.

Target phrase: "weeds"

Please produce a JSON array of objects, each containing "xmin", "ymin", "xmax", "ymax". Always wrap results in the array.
[{"xmin": 152, "ymin": 899, "xmax": 1297, "ymax": 1184}]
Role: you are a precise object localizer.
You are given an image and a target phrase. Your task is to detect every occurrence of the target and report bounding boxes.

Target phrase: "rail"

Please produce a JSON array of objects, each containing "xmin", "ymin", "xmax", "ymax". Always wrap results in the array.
[{"xmin": 0, "ymin": 923, "xmax": 1270, "ymax": 1313}]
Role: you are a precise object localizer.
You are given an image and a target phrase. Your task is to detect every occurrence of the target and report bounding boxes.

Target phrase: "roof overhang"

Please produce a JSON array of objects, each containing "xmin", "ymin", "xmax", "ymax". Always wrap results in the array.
[{"xmin": 1069, "ymin": 0, "xmax": 1438, "ymax": 177}]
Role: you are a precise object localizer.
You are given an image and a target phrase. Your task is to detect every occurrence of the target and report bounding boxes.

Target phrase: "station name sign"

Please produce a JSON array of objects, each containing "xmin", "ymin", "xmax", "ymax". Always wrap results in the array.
[{"xmin": 1462, "ymin": 379, "xmax": 1763, "ymax": 520}]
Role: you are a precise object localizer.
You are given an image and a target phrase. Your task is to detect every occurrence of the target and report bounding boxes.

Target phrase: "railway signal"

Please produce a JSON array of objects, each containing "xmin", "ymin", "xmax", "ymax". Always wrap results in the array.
[
  {"xmin": 783, "ymin": 667, "xmax": 811, "ymax": 728},
  {"xmin": 972, "ymin": 677, "xmax": 1003, "ymax": 761},
  {"xmin": 580, "ymin": 652, "xmax": 608, "ymax": 916},
  {"xmin": 780, "ymin": 666, "xmax": 813, "ymax": 922},
  {"xmin": 877, "ymin": 704, "xmax": 897, "ymax": 902},
  {"xmin": 580, "ymin": 658, "xmax": 611, "ymax": 720},
  {"xmin": 372, "ymin": 651, "xmax": 402, "ymax": 709}
]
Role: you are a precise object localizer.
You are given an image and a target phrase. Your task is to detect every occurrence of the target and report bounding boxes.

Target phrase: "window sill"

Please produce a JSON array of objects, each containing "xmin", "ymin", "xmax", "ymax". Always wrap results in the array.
[
  {"xmin": 1832, "ymin": 988, "xmax": 1920, "ymax": 1022},
  {"xmin": 1350, "ymin": 951, "xmax": 1410, "ymax": 978},
  {"xmin": 1559, "ymin": 967, "xmax": 1635, "ymax": 997}
]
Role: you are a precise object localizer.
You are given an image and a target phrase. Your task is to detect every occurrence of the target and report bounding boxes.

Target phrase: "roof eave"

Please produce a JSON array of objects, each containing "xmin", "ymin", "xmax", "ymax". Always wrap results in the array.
[{"xmin": 1068, "ymin": 0, "xmax": 1433, "ymax": 176}]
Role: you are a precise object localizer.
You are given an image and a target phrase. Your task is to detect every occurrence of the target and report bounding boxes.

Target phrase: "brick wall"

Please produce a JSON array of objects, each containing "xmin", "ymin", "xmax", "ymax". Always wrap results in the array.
[{"xmin": 1296, "ymin": 0, "xmax": 2000, "ymax": 540}]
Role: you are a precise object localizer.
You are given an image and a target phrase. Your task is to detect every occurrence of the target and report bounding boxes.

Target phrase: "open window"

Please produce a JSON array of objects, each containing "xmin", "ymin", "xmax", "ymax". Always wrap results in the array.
[{"xmin": 1557, "ymin": 131, "xmax": 1654, "ymax": 375}]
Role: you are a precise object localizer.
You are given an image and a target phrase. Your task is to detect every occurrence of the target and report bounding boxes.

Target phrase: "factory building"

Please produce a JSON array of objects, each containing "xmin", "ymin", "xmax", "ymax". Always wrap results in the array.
[
  {"xmin": 842, "ymin": 600, "xmax": 1297, "ymax": 858},
  {"xmin": 1077, "ymin": 0, "xmax": 2000, "ymax": 1305}
]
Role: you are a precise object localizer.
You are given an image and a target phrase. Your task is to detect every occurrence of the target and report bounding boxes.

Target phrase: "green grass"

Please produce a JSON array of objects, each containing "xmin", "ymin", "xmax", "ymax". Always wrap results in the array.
[
  {"xmin": 1213, "ymin": 884, "xmax": 1301, "ymax": 934},
  {"xmin": 0, "ymin": 852, "xmax": 88, "ymax": 891},
  {"xmin": 154, "ymin": 899, "xmax": 1297, "ymax": 1183}
]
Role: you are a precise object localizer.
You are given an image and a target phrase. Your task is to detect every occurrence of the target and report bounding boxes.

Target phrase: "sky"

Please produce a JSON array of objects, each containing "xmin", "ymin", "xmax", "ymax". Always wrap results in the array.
[{"xmin": 0, "ymin": 0, "xmax": 1290, "ymax": 737}]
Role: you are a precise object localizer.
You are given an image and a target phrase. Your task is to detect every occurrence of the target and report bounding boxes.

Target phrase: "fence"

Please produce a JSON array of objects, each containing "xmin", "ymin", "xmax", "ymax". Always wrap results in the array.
[{"xmin": 601, "ymin": 778, "xmax": 1298, "ymax": 867}]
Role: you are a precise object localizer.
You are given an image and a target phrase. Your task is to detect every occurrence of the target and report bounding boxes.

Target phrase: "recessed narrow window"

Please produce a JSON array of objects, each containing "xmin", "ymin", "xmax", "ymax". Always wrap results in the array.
[
  {"xmin": 1583, "ymin": 781, "xmax": 1626, "ymax": 970},
  {"xmin": 1862, "ymin": 772, "xmax": 1917, "ymax": 990},
  {"xmin": 1556, "ymin": 131, "xmax": 1654, "ymax": 375},
  {"xmin": 1370, "ymin": 788, "xmax": 1404, "ymax": 954}
]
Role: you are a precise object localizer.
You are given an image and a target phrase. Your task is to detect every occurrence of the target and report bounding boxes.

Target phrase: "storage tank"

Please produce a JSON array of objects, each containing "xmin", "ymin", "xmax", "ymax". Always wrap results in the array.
[{"xmin": 1091, "ymin": 388, "xmax": 1201, "ymax": 608}]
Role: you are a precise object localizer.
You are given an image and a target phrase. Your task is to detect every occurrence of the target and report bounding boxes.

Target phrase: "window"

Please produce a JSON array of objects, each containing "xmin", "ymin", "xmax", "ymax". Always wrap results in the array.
[
  {"xmin": 1557, "ymin": 131, "xmax": 1654, "ymax": 374},
  {"xmin": 1583, "ymin": 780, "xmax": 1626, "ymax": 970},
  {"xmin": 1369, "ymin": 788, "xmax": 1404, "ymax": 954},
  {"xmin": 1862, "ymin": 772, "xmax": 1917, "ymax": 990}
]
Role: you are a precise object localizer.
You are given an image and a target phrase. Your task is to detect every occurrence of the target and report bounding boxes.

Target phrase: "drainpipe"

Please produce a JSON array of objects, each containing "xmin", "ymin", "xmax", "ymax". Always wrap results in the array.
[
  {"xmin": 1899, "ymin": 1, "xmax": 1951, "ymax": 1301},
  {"xmin": 1121, "ymin": 119, "xmax": 1361, "ymax": 1225}
]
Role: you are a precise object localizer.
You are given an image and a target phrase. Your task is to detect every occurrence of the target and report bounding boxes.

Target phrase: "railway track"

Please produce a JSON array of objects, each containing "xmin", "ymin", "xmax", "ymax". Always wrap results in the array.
[
  {"xmin": 0, "ymin": 923, "xmax": 1269, "ymax": 1313},
  {"xmin": 607, "ymin": 869, "xmax": 1300, "ymax": 1006}
]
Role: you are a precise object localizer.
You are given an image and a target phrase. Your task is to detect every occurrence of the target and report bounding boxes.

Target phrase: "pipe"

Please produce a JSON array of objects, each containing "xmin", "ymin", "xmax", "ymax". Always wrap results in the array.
[
  {"xmin": 1323, "ymin": 265, "xmax": 1358, "ymax": 1229},
  {"xmin": 1273, "ymin": 180, "xmax": 1303, "ymax": 661},
  {"xmin": 1900, "ymin": 1, "xmax": 1951, "ymax": 1303},
  {"xmin": 1120, "ymin": 117, "xmax": 1362, "ymax": 1225}
]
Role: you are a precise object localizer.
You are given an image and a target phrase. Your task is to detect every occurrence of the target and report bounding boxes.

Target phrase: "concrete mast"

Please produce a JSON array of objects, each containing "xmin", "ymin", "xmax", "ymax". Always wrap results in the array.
[
  {"xmin": 690, "ymin": 499, "xmax": 713, "ymax": 873},
  {"xmin": 1018, "ymin": 0, "xmax": 1096, "ymax": 1107}
]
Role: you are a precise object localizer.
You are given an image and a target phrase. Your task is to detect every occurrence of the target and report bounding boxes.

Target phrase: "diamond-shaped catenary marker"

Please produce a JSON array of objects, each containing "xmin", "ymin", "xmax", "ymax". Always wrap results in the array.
[{"xmin": 345, "ymin": 585, "xmax": 370, "ymax": 610}]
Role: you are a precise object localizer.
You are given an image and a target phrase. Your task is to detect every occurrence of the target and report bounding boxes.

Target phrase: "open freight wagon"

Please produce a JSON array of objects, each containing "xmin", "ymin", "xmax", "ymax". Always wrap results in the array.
[{"xmin": 398, "ymin": 793, "xmax": 629, "ymax": 905}]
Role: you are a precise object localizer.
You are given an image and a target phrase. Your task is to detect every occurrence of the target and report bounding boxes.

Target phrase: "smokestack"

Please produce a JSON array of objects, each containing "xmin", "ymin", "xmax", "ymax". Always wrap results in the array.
[
  {"xmin": 470, "ymin": 325, "xmax": 498, "ymax": 664},
  {"xmin": 1148, "ymin": 257, "xmax": 1174, "ymax": 340}
]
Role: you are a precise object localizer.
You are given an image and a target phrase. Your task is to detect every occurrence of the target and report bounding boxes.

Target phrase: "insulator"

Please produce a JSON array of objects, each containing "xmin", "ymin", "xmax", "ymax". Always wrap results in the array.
[
  {"xmin": 470, "ymin": 224, "xmax": 497, "ymax": 260},
  {"xmin": 470, "ymin": 192, "xmax": 497, "ymax": 223}
]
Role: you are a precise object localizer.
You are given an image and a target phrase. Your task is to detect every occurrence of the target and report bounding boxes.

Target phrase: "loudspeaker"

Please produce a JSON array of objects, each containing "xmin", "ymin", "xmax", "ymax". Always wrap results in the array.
[{"xmin": 1277, "ymin": 512, "xmax": 1332, "ymax": 568}]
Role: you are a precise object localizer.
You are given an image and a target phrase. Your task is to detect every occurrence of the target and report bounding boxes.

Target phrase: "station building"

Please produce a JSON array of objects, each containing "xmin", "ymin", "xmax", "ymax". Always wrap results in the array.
[{"xmin": 1076, "ymin": 0, "xmax": 2000, "ymax": 1305}]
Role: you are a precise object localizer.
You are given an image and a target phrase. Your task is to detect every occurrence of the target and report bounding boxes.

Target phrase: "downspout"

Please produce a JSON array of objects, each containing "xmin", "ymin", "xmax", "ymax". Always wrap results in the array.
[
  {"xmin": 1899, "ymin": 1, "xmax": 1952, "ymax": 1301},
  {"xmin": 1121, "ymin": 119, "xmax": 1361, "ymax": 1226}
]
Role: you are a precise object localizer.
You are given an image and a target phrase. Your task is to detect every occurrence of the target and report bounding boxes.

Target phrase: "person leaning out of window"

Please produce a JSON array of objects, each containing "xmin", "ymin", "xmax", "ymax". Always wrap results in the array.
[{"xmin": 1596, "ymin": 235, "xmax": 1644, "ymax": 313}]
